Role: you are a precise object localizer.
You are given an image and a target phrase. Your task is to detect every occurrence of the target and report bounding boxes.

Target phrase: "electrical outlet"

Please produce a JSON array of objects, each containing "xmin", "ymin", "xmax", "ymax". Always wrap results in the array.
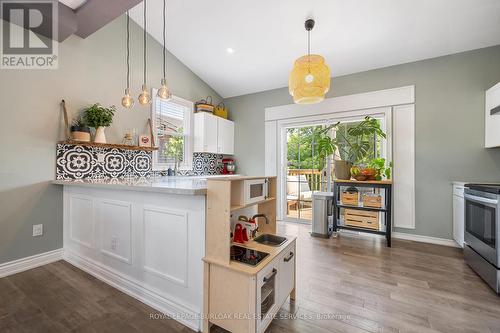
[
  {"xmin": 32, "ymin": 224, "xmax": 43, "ymax": 237},
  {"xmin": 111, "ymin": 236, "xmax": 118, "ymax": 251}
]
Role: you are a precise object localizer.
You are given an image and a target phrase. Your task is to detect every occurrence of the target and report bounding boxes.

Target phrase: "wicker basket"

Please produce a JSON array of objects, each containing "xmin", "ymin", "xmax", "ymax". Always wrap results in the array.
[
  {"xmin": 213, "ymin": 102, "xmax": 228, "ymax": 119},
  {"xmin": 195, "ymin": 96, "xmax": 214, "ymax": 113}
]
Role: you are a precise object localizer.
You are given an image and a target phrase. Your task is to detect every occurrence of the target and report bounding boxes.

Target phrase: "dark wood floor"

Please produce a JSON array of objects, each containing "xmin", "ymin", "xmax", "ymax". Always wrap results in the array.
[{"xmin": 2, "ymin": 222, "xmax": 500, "ymax": 333}]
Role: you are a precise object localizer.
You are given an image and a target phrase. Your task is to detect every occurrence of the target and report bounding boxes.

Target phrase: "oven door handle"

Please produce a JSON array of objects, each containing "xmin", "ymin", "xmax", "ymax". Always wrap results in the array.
[{"xmin": 464, "ymin": 193, "xmax": 498, "ymax": 206}]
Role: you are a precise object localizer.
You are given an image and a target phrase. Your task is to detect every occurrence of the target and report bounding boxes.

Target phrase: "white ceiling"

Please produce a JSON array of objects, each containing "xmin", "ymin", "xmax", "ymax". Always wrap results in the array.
[
  {"xmin": 129, "ymin": 0, "xmax": 500, "ymax": 98},
  {"xmin": 59, "ymin": 0, "xmax": 86, "ymax": 10}
]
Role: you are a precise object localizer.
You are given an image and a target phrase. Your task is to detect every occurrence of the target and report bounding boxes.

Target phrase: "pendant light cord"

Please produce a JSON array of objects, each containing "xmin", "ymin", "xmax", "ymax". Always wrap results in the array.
[
  {"xmin": 126, "ymin": 11, "xmax": 130, "ymax": 89},
  {"xmin": 143, "ymin": 0, "xmax": 147, "ymax": 86},
  {"xmin": 307, "ymin": 29, "xmax": 311, "ymax": 72},
  {"xmin": 162, "ymin": 0, "xmax": 166, "ymax": 79}
]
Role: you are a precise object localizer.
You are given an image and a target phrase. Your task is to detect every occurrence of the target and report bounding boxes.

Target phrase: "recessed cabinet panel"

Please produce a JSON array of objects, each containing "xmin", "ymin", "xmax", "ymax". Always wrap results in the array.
[
  {"xmin": 98, "ymin": 200, "xmax": 132, "ymax": 264},
  {"xmin": 69, "ymin": 195, "xmax": 94, "ymax": 248},
  {"xmin": 143, "ymin": 206, "xmax": 188, "ymax": 286}
]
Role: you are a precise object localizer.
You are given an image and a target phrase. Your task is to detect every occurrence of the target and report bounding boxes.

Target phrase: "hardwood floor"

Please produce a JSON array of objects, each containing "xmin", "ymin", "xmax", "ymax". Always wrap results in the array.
[
  {"xmin": 2, "ymin": 222, "xmax": 500, "ymax": 332},
  {"xmin": 0, "ymin": 260, "xmax": 192, "ymax": 333}
]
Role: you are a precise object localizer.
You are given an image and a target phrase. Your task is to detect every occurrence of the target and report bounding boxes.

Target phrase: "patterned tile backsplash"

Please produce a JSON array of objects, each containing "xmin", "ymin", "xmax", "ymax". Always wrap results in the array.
[{"xmin": 56, "ymin": 143, "xmax": 223, "ymax": 180}]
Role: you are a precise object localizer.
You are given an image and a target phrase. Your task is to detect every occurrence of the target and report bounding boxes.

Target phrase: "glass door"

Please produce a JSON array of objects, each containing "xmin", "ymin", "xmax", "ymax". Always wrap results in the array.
[
  {"xmin": 286, "ymin": 125, "xmax": 326, "ymax": 223},
  {"xmin": 283, "ymin": 116, "xmax": 386, "ymax": 223}
]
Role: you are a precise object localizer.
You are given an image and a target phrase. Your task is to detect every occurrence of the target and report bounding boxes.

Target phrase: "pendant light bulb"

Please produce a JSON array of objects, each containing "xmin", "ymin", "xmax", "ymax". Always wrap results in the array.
[
  {"xmin": 158, "ymin": 0, "xmax": 173, "ymax": 101},
  {"xmin": 122, "ymin": 88, "xmax": 134, "ymax": 108},
  {"xmin": 138, "ymin": 85, "xmax": 151, "ymax": 105},
  {"xmin": 138, "ymin": 0, "xmax": 151, "ymax": 106},
  {"xmin": 122, "ymin": 11, "xmax": 134, "ymax": 109},
  {"xmin": 157, "ymin": 78, "xmax": 172, "ymax": 100}
]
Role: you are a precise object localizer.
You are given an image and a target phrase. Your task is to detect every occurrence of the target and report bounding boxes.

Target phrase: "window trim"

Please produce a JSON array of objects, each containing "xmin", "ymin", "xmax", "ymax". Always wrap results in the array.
[{"xmin": 151, "ymin": 91, "xmax": 194, "ymax": 171}]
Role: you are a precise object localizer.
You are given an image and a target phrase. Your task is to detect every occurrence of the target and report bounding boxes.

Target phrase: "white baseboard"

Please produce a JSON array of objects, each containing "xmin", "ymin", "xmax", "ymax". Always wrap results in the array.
[
  {"xmin": 0, "ymin": 249, "xmax": 63, "ymax": 278},
  {"xmin": 392, "ymin": 232, "xmax": 459, "ymax": 248},
  {"xmin": 63, "ymin": 250, "xmax": 200, "ymax": 332}
]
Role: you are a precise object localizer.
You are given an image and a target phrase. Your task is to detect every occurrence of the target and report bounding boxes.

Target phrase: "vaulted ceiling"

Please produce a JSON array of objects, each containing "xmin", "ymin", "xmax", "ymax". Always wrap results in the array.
[
  {"xmin": 129, "ymin": 0, "xmax": 500, "ymax": 98},
  {"xmin": 59, "ymin": 0, "xmax": 86, "ymax": 10}
]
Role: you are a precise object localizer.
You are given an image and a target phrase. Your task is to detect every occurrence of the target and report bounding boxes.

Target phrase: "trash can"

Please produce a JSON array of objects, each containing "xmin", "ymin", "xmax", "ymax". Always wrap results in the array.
[{"xmin": 311, "ymin": 192, "xmax": 334, "ymax": 238}]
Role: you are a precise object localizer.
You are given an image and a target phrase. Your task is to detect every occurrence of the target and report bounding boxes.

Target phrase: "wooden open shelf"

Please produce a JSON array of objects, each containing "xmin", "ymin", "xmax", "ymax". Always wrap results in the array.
[
  {"xmin": 333, "ymin": 178, "xmax": 392, "ymax": 185},
  {"xmin": 58, "ymin": 140, "xmax": 158, "ymax": 152},
  {"xmin": 230, "ymin": 197, "xmax": 276, "ymax": 212}
]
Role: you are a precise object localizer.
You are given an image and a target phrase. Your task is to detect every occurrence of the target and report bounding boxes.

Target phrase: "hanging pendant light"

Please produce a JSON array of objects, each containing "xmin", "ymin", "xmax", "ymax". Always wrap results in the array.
[
  {"xmin": 289, "ymin": 19, "xmax": 330, "ymax": 104},
  {"xmin": 122, "ymin": 12, "xmax": 134, "ymax": 108},
  {"xmin": 157, "ymin": 0, "xmax": 172, "ymax": 100},
  {"xmin": 138, "ymin": 0, "xmax": 151, "ymax": 105}
]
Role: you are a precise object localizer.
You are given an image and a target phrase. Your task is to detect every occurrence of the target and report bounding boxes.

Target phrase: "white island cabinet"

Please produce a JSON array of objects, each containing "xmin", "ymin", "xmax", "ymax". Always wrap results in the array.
[{"xmin": 54, "ymin": 178, "xmax": 207, "ymax": 332}]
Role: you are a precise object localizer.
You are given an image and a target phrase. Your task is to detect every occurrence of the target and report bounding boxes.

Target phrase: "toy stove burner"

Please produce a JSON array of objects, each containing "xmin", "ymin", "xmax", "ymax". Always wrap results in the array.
[{"xmin": 230, "ymin": 245, "xmax": 269, "ymax": 267}]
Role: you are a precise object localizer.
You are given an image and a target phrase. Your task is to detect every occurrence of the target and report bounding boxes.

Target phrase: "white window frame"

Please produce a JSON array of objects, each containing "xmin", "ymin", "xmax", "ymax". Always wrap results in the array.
[{"xmin": 151, "ymin": 91, "xmax": 194, "ymax": 171}]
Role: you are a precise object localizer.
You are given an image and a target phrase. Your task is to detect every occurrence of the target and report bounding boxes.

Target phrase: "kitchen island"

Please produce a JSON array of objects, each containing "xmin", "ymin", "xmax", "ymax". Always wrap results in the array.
[
  {"xmin": 54, "ymin": 178, "xmax": 207, "ymax": 331},
  {"xmin": 54, "ymin": 176, "xmax": 295, "ymax": 333}
]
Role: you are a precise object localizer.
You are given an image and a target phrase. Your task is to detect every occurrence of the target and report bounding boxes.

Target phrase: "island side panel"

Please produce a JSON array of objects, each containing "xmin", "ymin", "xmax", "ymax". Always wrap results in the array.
[
  {"xmin": 62, "ymin": 185, "xmax": 205, "ymax": 332},
  {"xmin": 205, "ymin": 180, "xmax": 231, "ymax": 264}
]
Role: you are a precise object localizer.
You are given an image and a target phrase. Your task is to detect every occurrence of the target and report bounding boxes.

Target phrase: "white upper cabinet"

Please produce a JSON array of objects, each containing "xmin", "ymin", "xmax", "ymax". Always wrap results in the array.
[
  {"xmin": 485, "ymin": 82, "xmax": 500, "ymax": 148},
  {"xmin": 194, "ymin": 113, "xmax": 234, "ymax": 155},
  {"xmin": 194, "ymin": 112, "xmax": 218, "ymax": 153},
  {"xmin": 217, "ymin": 117, "xmax": 234, "ymax": 155}
]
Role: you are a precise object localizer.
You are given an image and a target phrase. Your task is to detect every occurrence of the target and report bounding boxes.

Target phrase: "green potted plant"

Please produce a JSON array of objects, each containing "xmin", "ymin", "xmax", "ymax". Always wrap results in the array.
[
  {"xmin": 70, "ymin": 117, "xmax": 91, "ymax": 142},
  {"xmin": 82, "ymin": 104, "xmax": 116, "ymax": 143},
  {"xmin": 315, "ymin": 116, "xmax": 387, "ymax": 180},
  {"xmin": 366, "ymin": 158, "xmax": 392, "ymax": 181}
]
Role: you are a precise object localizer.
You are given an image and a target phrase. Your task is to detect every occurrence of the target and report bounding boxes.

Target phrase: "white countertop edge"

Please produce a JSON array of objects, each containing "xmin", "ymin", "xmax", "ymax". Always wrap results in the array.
[{"xmin": 52, "ymin": 180, "xmax": 207, "ymax": 195}]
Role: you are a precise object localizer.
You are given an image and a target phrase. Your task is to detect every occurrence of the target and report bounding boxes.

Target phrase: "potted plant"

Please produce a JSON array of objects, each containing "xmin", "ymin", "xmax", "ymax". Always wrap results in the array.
[
  {"xmin": 315, "ymin": 116, "xmax": 387, "ymax": 180},
  {"xmin": 366, "ymin": 157, "xmax": 392, "ymax": 181},
  {"xmin": 82, "ymin": 104, "xmax": 116, "ymax": 143},
  {"xmin": 70, "ymin": 117, "xmax": 91, "ymax": 142}
]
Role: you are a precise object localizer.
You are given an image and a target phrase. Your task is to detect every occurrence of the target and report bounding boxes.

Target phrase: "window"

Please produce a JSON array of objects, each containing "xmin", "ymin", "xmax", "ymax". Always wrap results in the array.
[{"xmin": 151, "ymin": 91, "xmax": 193, "ymax": 171}]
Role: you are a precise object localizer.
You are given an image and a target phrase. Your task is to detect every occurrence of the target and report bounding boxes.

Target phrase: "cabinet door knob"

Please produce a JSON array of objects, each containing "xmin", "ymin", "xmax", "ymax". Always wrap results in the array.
[{"xmin": 284, "ymin": 252, "xmax": 294, "ymax": 262}]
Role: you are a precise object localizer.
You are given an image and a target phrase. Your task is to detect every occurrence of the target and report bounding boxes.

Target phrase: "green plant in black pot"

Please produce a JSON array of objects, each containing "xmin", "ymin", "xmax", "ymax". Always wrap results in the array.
[
  {"xmin": 82, "ymin": 104, "xmax": 116, "ymax": 143},
  {"xmin": 70, "ymin": 117, "xmax": 91, "ymax": 142}
]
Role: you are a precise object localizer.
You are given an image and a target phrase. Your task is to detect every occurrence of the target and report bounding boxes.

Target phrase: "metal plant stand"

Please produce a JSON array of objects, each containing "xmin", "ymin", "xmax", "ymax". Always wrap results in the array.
[{"xmin": 332, "ymin": 180, "xmax": 393, "ymax": 247}]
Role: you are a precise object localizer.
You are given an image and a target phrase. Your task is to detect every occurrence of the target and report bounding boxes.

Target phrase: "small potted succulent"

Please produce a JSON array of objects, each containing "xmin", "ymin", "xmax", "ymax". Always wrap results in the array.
[
  {"xmin": 82, "ymin": 104, "xmax": 116, "ymax": 143},
  {"xmin": 70, "ymin": 117, "xmax": 91, "ymax": 142}
]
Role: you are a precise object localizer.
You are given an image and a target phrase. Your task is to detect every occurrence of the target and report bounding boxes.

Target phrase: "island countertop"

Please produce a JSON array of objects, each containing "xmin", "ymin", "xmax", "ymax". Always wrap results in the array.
[{"xmin": 52, "ymin": 177, "xmax": 208, "ymax": 195}]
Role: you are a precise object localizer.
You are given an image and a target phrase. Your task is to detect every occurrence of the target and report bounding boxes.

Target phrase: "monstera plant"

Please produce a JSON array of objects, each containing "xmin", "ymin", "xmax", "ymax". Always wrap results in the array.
[{"xmin": 314, "ymin": 116, "xmax": 387, "ymax": 180}]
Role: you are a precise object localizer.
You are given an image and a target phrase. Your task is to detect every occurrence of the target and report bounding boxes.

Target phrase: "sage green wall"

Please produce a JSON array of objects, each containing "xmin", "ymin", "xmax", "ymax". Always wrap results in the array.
[
  {"xmin": 225, "ymin": 45, "xmax": 500, "ymax": 240},
  {"xmin": 0, "ymin": 15, "xmax": 221, "ymax": 264}
]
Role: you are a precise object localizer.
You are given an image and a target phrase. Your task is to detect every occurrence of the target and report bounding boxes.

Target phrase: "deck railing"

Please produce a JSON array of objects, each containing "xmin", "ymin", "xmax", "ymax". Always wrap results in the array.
[{"xmin": 287, "ymin": 169, "xmax": 326, "ymax": 192}]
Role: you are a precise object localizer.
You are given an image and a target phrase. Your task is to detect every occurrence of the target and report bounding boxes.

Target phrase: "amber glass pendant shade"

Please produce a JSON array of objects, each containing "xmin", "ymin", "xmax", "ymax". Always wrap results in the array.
[
  {"xmin": 289, "ymin": 54, "xmax": 330, "ymax": 104},
  {"xmin": 157, "ymin": 78, "xmax": 172, "ymax": 100},
  {"xmin": 138, "ymin": 85, "xmax": 151, "ymax": 105},
  {"xmin": 122, "ymin": 88, "xmax": 134, "ymax": 108}
]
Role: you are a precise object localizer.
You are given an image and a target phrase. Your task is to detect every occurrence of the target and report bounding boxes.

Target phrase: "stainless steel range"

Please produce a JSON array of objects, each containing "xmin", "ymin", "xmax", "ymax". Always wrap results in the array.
[{"xmin": 464, "ymin": 184, "xmax": 500, "ymax": 293}]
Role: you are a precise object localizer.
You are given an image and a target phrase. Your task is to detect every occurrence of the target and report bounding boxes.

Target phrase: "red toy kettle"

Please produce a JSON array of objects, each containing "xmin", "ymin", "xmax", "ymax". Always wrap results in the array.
[{"xmin": 233, "ymin": 223, "xmax": 245, "ymax": 243}]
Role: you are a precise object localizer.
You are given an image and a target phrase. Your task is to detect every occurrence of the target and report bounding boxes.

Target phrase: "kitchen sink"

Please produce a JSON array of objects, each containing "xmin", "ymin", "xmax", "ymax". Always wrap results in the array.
[{"xmin": 254, "ymin": 234, "xmax": 287, "ymax": 246}]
